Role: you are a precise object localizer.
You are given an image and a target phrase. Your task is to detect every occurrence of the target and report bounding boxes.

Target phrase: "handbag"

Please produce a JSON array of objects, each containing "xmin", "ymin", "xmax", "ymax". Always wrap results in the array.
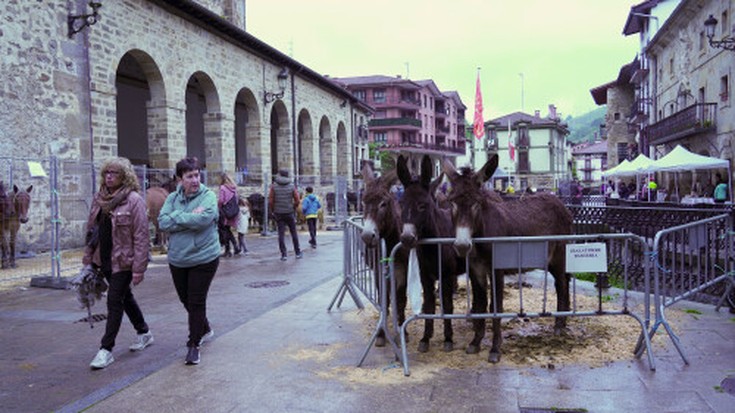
[{"xmin": 222, "ymin": 194, "xmax": 239, "ymax": 219}]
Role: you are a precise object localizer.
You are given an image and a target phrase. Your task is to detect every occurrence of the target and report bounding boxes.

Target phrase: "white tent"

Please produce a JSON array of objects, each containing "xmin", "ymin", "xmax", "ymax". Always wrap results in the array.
[
  {"xmin": 650, "ymin": 145, "xmax": 728, "ymax": 171},
  {"xmin": 603, "ymin": 159, "xmax": 630, "ymax": 177},
  {"xmin": 606, "ymin": 154, "xmax": 655, "ymax": 177}
]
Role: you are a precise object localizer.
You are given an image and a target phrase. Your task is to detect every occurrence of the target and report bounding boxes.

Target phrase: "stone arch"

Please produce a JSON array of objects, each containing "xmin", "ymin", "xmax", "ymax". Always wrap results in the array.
[
  {"xmin": 234, "ymin": 87, "xmax": 260, "ymax": 177},
  {"xmin": 336, "ymin": 121, "xmax": 349, "ymax": 177},
  {"xmin": 185, "ymin": 71, "xmax": 221, "ymax": 170},
  {"xmin": 319, "ymin": 116, "xmax": 333, "ymax": 178},
  {"xmin": 297, "ymin": 109, "xmax": 315, "ymax": 177},
  {"xmin": 114, "ymin": 49, "xmax": 166, "ymax": 166},
  {"xmin": 269, "ymin": 99, "xmax": 291, "ymax": 176}
]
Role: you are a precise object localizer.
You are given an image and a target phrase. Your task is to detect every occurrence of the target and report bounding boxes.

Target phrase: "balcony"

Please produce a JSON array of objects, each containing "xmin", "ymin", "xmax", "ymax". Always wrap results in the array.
[
  {"xmin": 628, "ymin": 98, "xmax": 650, "ymax": 124},
  {"xmin": 368, "ymin": 117, "xmax": 422, "ymax": 131},
  {"xmin": 644, "ymin": 103, "xmax": 717, "ymax": 145},
  {"xmin": 379, "ymin": 139, "xmax": 466, "ymax": 155},
  {"xmin": 435, "ymin": 124, "xmax": 450, "ymax": 135},
  {"xmin": 369, "ymin": 96, "xmax": 420, "ymax": 109}
]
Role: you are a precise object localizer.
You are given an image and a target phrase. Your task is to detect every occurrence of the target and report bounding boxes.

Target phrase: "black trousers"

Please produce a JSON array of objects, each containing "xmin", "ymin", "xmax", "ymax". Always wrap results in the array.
[
  {"xmin": 306, "ymin": 218, "xmax": 318, "ymax": 245},
  {"xmin": 101, "ymin": 270, "xmax": 149, "ymax": 351},
  {"xmin": 275, "ymin": 212, "xmax": 301, "ymax": 256},
  {"xmin": 170, "ymin": 258, "xmax": 219, "ymax": 348}
]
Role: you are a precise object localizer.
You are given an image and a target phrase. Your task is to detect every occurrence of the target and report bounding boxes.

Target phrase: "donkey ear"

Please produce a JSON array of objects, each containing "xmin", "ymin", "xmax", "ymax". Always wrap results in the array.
[
  {"xmin": 13, "ymin": 185, "xmax": 19, "ymax": 194},
  {"xmin": 396, "ymin": 155, "xmax": 411, "ymax": 186},
  {"xmin": 361, "ymin": 162, "xmax": 374, "ymax": 186},
  {"xmin": 429, "ymin": 172, "xmax": 444, "ymax": 198},
  {"xmin": 26, "ymin": 185, "xmax": 33, "ymax": 193},
  {"xmin": 380, "ymin": 169, "xmax": 398, "ymax": 189},
  {"xmin": 420, "ymin": 155, "xmax": 433, "ymax": 187},
  {"xmin": 442, "ymin": 158, "xmax": 459, "ymax": 181},
  {"xmin": 477, "ymin": 154, "xmax": 499, "ymax": 184}
]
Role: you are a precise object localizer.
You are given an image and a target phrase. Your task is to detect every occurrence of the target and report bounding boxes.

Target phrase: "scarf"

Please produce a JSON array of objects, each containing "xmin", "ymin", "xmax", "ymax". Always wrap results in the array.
[{"xmin": 96, "ymin": 185, "xmax": 132, "ymax": 214}]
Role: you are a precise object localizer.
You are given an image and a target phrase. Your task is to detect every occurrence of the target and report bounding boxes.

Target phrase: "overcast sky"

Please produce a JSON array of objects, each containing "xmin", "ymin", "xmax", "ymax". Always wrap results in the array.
[{"xmin": 247, "ymin": 0, "xmax": 640, "ymax": 122}]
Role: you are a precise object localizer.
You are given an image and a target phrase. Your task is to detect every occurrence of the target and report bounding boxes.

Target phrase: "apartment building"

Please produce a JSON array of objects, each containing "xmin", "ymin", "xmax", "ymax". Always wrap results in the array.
[
  {"xmin": 623, "ymin": 0, "xmax": 734, "ymax": 193},
  {"xmin": 332, "ymin": 75, "xmax": 467, "ymax": 168}
]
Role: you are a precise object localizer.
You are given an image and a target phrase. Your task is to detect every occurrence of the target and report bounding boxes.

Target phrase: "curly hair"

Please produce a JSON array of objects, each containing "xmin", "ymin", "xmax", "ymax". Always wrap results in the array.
[{"xmin": 99, "ymin": 157, "xmax": 141, "ymax": 192}]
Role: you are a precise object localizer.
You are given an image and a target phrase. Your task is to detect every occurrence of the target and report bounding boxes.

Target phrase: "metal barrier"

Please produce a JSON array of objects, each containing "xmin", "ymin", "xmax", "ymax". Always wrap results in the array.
[
  {"xmin": 327, "ymin": 217, "xmax": 404, "ymax": 366},
  {"xmin": 645, "ymin": 213, "xmax": 733, "ymax": 364},
  {"xmin": 385, "ymin": 234, "xmax": 656, "ymax": 376}
]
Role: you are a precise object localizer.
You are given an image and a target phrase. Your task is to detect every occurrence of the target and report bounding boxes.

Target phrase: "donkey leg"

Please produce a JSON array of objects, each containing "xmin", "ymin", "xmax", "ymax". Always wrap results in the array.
[
  {"xmin": 488, "ymin": 272, "xmax": 504, "ymax": 363},
  {"xmin": 9, "ymin": 228, "xmax": 17, "ymax": 268},
  {"xmin": 441, "ymin": 276, "xmax": 455, "ymax": 352},
  {"xmin": 466, "ymin": 268, "xmax": 488, "ymax": 354},
  {"xmin": 418, "ymin": 281, "xmax": 435, "ymax": 353},
  {"xmin": 551, "ymin": 263, "xmax": 571, "ymax": 333}
]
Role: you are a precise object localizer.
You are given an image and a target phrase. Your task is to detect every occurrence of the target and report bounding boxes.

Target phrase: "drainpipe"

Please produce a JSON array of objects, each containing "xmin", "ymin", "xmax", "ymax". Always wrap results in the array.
[
  {"xmin": 291, "ymin": 70, "xmax": 297, "ymax": 182},
  {"xmin": 81, "ymin": 5, "xmax": 96, "ymax": 190}
]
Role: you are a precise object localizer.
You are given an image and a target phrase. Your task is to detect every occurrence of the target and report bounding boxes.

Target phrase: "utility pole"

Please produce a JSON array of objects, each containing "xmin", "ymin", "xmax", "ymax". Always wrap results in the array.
[{"xmin": 519, "ymin": 72, "xmax": 525, "ymax": 112}]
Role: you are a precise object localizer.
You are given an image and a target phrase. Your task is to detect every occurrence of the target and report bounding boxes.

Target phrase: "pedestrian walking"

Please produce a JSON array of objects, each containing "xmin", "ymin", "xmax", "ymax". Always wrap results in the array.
[
  {"xmin": 268, "ymin": 168, "xmax": 302, "ymax": 260},
  {"xmin": 158, "ymin": 157, "xmax": 220, "ymax": 365},
  {"xmin": 236, "ymin": 197, "xmax": 250, "ymax": 255},
  {"xmin": 301, "ymin": 186, "xmax": 321, "ymax": 248},
  {"xmin": 714, "ymin": 173, "xmax": 728, "ymax": 203},
  {"xmin": 83, "ymin": 157, "xmax": 152, "ymax": 370},
  {"xmin": 217, "ymin": 172, "xmax": 240, "ymax": 257}
]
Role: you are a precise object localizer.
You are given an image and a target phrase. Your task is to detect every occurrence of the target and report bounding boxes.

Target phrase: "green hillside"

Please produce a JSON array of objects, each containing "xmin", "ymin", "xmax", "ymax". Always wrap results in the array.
[{"xmin": 565, "ymin": 106, "xmax": 606, "ymax": 144}]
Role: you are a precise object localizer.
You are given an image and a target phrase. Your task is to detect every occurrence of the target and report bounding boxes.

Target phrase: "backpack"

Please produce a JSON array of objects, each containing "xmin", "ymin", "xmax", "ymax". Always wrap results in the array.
[{"xmin": 222, "ymin": 194, "xmax": 239, "ymax": 219}]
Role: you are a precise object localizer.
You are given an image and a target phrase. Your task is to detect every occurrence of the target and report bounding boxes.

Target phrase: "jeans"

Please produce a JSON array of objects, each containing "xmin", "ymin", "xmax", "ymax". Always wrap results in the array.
[
  {"xmin": 306, "ymin": 218, "xmax": 317, "ymax": 246},
  {"xmin": 170, "ymin": 258, "xmax": 219, "ymax": 347},
  {"xmin": 101, "ymin": 270, "xmax": 149, "ymax": 351},
  {"xmin": 275, "ymin": 212, "xmax": 301, "ymax": 257}
]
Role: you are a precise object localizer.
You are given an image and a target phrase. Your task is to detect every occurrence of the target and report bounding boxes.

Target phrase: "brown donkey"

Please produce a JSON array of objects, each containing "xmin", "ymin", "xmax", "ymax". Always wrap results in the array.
[
  {"xmin": 443, "ymin": 154, "xmax": 572, "ymax": 363},
  {"xmin": 0, "ymin": 184, "xmax": 33, "ymax": 269}
]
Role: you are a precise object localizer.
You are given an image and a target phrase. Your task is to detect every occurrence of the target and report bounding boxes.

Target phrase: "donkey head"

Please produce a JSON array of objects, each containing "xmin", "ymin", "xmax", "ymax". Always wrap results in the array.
[
  {"xmin": 443, "ymin": 155, "xmax": 498, "ymax": 257},
  {"xmin": 360, "ymin": 162, "xmax": 399, "ymax": 248},
  {"xmin": 12, "ymin": 185, "xmax": 33, "ymax": 224},
  {"xmin": 397, "ymin": 155, "xmax": 437, "ymax": 249}
]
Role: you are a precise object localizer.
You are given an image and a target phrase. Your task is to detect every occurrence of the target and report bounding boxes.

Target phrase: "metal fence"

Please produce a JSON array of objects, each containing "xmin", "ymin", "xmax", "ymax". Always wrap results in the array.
[{"xmin": 644, "ymin": 213, "xmax": 734, "ymax": 365}]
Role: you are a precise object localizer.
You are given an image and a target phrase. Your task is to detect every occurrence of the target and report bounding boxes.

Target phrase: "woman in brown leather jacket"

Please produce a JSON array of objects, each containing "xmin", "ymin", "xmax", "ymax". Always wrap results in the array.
[{"xmin": 83, "ymin": 157, "xmax": 152, "ymax": 369}]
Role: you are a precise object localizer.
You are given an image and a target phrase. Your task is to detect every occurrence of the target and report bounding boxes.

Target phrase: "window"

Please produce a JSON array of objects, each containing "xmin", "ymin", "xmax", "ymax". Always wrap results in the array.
[
  {"xmin": 373, "ymin": 89, "xmax": 385, "ymax": 103},
  {"xmin": 423, "ymin": 95, "xmax": 427, "ymax": 107},
  {"xmin": 721, "ymin": 75, "xmax": 730, "ymax": 103},
  {"xmin": 722, "ymin": 11, "xmax": 729, "ymax": 37},
  {"xmin": 373, "ymin": 132, "xmax": 387, "ymax": 143},
  {"xmin": 616, "ymin": 142, "xmax": 628, "ymax": 162},
  {"xmin": 669, "ymin": 58, "xmax": 674, "ymax": 76},
  {"xmin": 699, "ymin": 87, "xmax": 705, "ymax": 103},
  {"xmin": 353, "ymin": 90, "xmax": 365, "ymax": 101},
  {"xmin": 614, "ymin": 112, "xmax": 621, "ymax": 121},
  {"xmin": 374, "ymin": 110, "xmax": 386, "ymax": 118},
  {"xmin": 699, "ymin": 31, "xmax": 705, "ymax": 51}
]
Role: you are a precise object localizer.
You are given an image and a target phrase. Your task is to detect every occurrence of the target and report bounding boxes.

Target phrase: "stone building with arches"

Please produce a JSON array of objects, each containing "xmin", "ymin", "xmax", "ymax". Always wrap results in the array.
[{"xmin": 1, "ymin": 0, "xmax": 372, "ymax": 183}]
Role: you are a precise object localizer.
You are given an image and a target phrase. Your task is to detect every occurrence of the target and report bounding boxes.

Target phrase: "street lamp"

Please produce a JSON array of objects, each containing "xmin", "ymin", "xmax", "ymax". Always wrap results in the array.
[
  {"xmin": 68, "ymin": 1, "xmax": 102, "ymax": 38},
  {"xmin": 704, "ymin": 15, "xmax": 735, "ymax": 51},
  {"xmin": 264, "ymin": 67, "xmax": 290, "ymax": 104}
]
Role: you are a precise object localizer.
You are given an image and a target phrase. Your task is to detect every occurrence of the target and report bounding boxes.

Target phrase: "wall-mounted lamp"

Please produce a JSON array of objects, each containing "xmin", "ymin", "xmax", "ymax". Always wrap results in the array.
[
  {"xmin": 68, "ymin": 1, "xmax": 102, "ymax": 38},
  {"xmin": 264, "ymin": 67, "xmax": 289, "ymax": 104},
  {"xmin": 704, "ymin": 15, "xmax": 735, "ymax": 51}
]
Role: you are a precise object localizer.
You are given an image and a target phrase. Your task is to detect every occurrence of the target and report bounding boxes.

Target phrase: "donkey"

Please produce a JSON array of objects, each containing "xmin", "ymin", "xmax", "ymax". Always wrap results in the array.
[
  {"xmin": 0, "ymin": 184, "xmax": 33, "ymax": 269},
  {"xmin": 146, "ymin": 175, "xmax": 177, "ymax": 250},
  {"xmin": 397, "ymin": 155, "xmax": 463, "ymax": 353},
  {"xmin": 443, "ymin": 154, "xmax": 572, "ymax": 363},
  {"xmin": 360, "ymin": 163, "xmax": 407, "ymax": 347}
]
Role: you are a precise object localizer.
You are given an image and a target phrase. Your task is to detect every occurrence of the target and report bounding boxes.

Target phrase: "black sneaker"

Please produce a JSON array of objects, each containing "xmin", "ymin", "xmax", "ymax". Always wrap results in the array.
[
  {"xmin": 185, "ymin": 346, "xmax": 200, "ymax": 365},
  {"xmin": 280, "ymin": 255, "xmax": 287, "ymax": 261}
]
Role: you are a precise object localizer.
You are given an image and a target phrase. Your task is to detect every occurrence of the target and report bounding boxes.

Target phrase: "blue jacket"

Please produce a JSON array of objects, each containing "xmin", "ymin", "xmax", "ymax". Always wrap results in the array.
[
  {"xmin": 302, "ymin": 193, "xmax": 321, "ymax": 219},
  {"xmin": 158, "ymin": 183, "xmax": 220, "ymax": 268}
]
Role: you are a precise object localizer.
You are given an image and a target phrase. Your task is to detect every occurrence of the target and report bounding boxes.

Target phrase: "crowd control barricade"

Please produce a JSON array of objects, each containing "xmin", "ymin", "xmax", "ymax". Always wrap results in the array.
[
  {"xmin": 328, "ymin": 217, "xmax": 402, "ymax": 366},
  {"xmin": 645, "ymin": 213, "xmax": 733, "ymax": 365},
  {"xmin": 390, "ymin": 233, "xmax": 655, "ymax": 376}
]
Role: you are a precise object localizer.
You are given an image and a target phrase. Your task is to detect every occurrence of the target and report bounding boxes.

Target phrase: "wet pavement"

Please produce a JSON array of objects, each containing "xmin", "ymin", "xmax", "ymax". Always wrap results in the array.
[{"xmin": 1, "ymin": 229, "xmax": 734, "ymax": 413}]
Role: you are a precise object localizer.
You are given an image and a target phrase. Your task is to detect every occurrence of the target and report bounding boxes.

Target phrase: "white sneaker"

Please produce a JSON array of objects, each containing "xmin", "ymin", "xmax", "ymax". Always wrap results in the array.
[
  {"xmin": 199, "ymin": 329, "xmax": 214, "ymax": 346},
  {"xmin": 90, "ymin": 349, "xmax": 114, "ymax": 369},
  {"xmin": 129, "ymin": 331, "xmax": 154, "ymax": 351}
]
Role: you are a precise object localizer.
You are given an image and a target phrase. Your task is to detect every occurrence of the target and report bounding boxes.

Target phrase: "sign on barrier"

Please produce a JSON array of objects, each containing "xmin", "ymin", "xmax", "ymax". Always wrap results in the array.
[{"xmin": 566, "ymin": 242, "xmax": 608, "ymax": 273}]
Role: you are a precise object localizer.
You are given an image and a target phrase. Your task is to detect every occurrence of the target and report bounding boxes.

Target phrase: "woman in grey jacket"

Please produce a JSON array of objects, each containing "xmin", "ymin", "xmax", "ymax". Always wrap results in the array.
[{"xmin": 158, "ymin": 157, "xmax": 220, "ymax": 365}]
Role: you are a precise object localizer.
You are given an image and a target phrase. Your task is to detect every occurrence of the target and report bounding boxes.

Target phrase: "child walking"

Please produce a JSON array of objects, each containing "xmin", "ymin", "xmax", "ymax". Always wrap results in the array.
[
  {"xmin": 301, "ymin": 186, "xmax": 322, "ymax": 248},
  {"xmin": 236, "ymin": 198, "xmax": 250, "ymax": 255}
]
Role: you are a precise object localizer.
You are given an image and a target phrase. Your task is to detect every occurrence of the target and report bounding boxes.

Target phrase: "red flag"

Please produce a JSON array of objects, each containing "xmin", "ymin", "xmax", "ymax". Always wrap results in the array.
[
  {"xmin": 472, "ymin": 71, "xmax": 484, "ymax": 140},
  {"xmin": 508, "ymin": 119, "xmax": 515, "ymax": 161}
]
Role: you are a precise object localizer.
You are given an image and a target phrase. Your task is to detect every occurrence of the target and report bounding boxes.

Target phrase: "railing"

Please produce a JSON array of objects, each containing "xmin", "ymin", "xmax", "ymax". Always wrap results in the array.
[
  {"xmin": 368, "ymin": 117, "xmax": 421, "ymax": 128},
  {"xmin": 645, "ymin": 103, "xmax": 717, "ymax": 145},
  {"xmin": 381, "ymin": 141, "xmax": 465, "ymax": 154}
]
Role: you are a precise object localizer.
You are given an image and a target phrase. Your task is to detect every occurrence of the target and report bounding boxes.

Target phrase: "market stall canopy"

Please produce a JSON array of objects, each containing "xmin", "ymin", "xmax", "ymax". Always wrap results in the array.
[
  {"xmin": 603, "ymin": 159, "xmax": 631, "ymax": 177},
  {"xmin": 651, "ymin": 145, "xmax": 728, "ymax": 172},
  {"xmin": 607, "ymin": 154, "xmax": 654, "ymax": 176}
]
